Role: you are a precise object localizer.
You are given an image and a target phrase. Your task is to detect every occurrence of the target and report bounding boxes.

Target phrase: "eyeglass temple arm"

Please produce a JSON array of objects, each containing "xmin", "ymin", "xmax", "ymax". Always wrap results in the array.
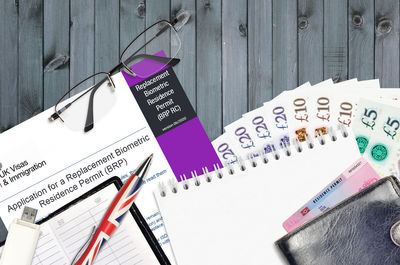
[
  {"xmin": 157, "ymin": 18, "xmax": 178, "ymax": 37},
  {"xmin": 84, "ymin": 79, "xmax": 105, "ymax": 132},
  {"xmin": 50, "ymin": 87, "xmax": 92, "ymax": 121},
  {"xmin": 123, "ymin": 54, "xmax": 180, "ymax": 70}
]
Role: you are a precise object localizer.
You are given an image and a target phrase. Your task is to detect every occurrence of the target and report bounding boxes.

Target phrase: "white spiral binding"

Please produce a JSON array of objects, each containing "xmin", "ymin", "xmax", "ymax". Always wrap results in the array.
[{"xmin": 158, "ymin": 124, "xmax": 349, "ymax": 197}]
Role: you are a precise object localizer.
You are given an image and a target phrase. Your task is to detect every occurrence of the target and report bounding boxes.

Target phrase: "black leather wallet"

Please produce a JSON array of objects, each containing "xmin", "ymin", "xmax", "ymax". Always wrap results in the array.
[{"xmin": 276, "ymin": 176, "xmax": 400, "ymax": 265}]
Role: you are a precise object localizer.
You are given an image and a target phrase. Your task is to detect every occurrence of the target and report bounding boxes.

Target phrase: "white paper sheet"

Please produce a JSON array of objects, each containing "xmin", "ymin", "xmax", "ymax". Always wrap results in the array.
[
  {"xmin": 31, "ymin": 184, "xmax": 159, "ymax": 265},
  {"xmin": 0, "ymin": 72, "xmax": 176, "ymax": 262},
  {"xmin": 156, "ymin": 129, "xmax": 361, "ymax": 265}
]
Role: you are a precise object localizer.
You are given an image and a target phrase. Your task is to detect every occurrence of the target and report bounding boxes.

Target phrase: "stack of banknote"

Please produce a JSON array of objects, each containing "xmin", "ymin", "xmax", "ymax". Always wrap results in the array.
[
  {"xmin": 211, "ymin": 79, "xmax": 400, "ymax": 228},
  {"xmin": 212, "ymin": 78, "xmax": 400, "ymax": 177}
]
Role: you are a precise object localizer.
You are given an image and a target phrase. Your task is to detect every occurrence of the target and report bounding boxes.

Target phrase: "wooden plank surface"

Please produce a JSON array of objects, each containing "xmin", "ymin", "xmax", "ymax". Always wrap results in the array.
[
  {"xmin": 145, "ymin": 0, "xmax": 170, "ymax": 56},
  {"xmin": 120, "ymin": 0, "xmax": 146, "ymax": 60},
  {"xmin": 273, "ymin": 0, "xmax": 298, "ymax": 95},
  {"xmin": 95, "ymin": 0, "xmax": 120, "ymax": 83},
  {"xmin": 248, "ymin": 0, "xmax": 273, "ymax": 109},
  {"xmin": 324, "ymin": 0, "xmax": 348, "ymax": 82},
  {"xmin": 222, "ymin": 0, "xmax": 247, "ymax": 126},
  {"xmin": 348, "ymin": 0, "xmax": 374, "ymax": 80},
  {"xmin": 70, "ymin": 0, "xmax": 95, "ymax": 95},
  {"xmin": 3, "ymin": 1, "xmax": 400, "ymax": 139},
  {"xmin": 0, "ymin": 1, "xmax": 18, "ymax": 132},
  {"xmin": 375, "ymin": 0, "xmax": 400, "ymax": 87},
  {"xmin": 298, "ymin": 0, "xmax": 323, "ymax": 85},
  {"xmin": 196, "ymin": 0, "xmax": 222, "ymax": 140},
  {"xmin": 43, "ymin": 0, "xmax": 70, "ymax": 109},
  {"xmin": 18, "ymin": 0, "xmax": 43, "ymax": 122},
  {"xmin": 171, "ymin": 0, "xmax": 197, "ymax": 109}
]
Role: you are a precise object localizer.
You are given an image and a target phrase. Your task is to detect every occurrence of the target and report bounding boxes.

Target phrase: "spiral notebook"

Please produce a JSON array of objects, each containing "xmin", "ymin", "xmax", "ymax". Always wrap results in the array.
[{"xmin": 154, "ymin": 126, "xmax": 361, "ymax": 265}]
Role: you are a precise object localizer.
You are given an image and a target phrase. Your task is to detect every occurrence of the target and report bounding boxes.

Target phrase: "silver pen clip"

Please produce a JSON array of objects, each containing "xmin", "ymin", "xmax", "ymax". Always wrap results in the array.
[{"xmin": 70, "ymin": 226, "xmax": 96, "ymax": 265}]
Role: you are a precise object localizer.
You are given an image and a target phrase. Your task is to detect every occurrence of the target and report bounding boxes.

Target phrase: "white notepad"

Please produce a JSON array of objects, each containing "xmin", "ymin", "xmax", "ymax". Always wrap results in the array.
[
  {"xmin": 30, "ymin": 184, "xmax": 160, "ymax": 265},
  {"xmin": 155, "ymin": 127, "xmax": 361, "ymax": 265}
]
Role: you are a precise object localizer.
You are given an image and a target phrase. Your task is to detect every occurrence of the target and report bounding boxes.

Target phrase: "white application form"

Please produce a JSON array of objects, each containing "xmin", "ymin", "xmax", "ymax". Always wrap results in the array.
[
  {"xmin": 0, "ymin": 71, "xmax": 176, "ymax": 260},
  {"xmin": 0, "ymin": 53, "xmax": 221, "ymax": 263}
]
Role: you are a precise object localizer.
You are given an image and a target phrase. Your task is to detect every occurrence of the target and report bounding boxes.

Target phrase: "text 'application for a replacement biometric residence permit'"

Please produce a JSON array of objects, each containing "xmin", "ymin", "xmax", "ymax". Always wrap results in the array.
[{"xmin": 0, "ymin": 51, "xmax": 221, "ymax": 264}]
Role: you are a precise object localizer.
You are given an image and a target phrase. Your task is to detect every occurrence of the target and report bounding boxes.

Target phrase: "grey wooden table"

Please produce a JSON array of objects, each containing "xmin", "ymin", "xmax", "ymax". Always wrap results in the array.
[{"xmin": 0, "ymin": 0, "xmax": 399, "ymax": 140}]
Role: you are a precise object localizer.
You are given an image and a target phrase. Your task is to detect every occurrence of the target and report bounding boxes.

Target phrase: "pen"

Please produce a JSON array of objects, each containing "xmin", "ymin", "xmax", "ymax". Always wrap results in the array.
[{"xmin": 73, "ymin": 154, "xmax": 153, "ymax": 265}]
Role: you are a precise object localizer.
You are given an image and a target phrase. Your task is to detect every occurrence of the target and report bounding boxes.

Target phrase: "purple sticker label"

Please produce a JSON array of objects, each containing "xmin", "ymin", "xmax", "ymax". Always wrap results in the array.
[{"xmin": 122, "ymin": 51, "xmax": 222, "ymax": 179}]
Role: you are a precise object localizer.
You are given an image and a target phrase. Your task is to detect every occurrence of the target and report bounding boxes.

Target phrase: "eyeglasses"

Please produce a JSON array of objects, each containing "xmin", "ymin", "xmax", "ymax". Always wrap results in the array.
[{"xmin": 49, "ymin": 19, "xmax": 181, "ymax": 132}]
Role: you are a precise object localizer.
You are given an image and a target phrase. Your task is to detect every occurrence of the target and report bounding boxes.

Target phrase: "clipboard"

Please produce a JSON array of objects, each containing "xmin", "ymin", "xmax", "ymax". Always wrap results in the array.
[{"xmin": 0, "ymin": 177, "xmax": 170, "ymax": 265}]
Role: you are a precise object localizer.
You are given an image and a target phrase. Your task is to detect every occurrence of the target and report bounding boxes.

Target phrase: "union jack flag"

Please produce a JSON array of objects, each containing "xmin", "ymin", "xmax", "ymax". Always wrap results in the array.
[{"xmin": 74, "ymin": 174, "xmax": 143, "ymax": 265}]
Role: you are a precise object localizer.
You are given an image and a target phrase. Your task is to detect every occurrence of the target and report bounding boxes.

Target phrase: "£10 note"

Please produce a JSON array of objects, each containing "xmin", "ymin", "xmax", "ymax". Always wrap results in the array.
[
  {"xmin": 311, "ymin": 79, "xmax": 357, "ymax": 131},
  {"xmin": 334, "ymin": 79, "xmax": 380, "ymax": 129},
  {"xmin": 285, "ymin": 82, "xmax": 316, "ymax": 142},
  {"xmin": 283, "ymin": 158, "xmax": 379, "ymax": 232},
  {"xmin": 306, "ymin": 79, "xmax": 355, "ymax": 138}
]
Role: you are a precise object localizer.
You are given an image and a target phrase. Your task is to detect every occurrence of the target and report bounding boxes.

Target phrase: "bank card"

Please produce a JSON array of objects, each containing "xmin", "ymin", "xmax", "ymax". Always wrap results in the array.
[{"xmin": 283, "ymin": 158, "xmax": 380, "ymax": 232}]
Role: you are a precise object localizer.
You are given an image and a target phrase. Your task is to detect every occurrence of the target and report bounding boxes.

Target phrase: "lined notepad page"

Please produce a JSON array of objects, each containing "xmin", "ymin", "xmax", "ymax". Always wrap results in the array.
[{"xmin": 31, "ymin": 184, "xmax": 159, "ymax": 265}]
